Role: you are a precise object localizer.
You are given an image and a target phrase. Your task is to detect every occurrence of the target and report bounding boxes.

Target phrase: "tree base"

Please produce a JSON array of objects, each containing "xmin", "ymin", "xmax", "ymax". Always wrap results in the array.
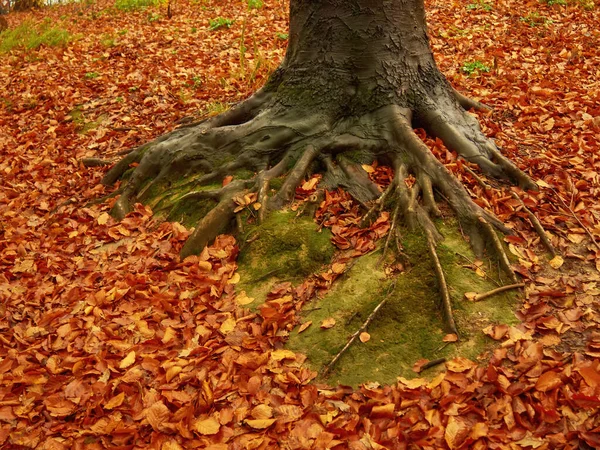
[{"xmin": 102, "ymin": 66, "xmax": 543, "ymax": 342}]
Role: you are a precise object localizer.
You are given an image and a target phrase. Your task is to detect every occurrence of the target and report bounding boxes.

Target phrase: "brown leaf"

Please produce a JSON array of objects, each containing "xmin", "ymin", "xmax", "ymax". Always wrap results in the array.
[
  {"xmin": 245, "ymin": 418, "xmax": 276, "ymax": 429},
  {"xmin": 193, "ymin": 416, "xmax": 221, "ymax": 435},
  {"xmin": 104, "ymin": 392, "xmax": 125, "ymax": 410},
  {"xmin": 119, "ymin": 350, "xmax": 136, "ymax": 369},
  {"xmin": 535, "ymin": 370, "xmax": 562, "ymax": 392},
  {"xmin": 298, "ymin": 321, "xmax": 312, "ymax": 333},
  {"xmin": 145, "ymin": 401, "xmax": 171, "ymax": 432},
  {"xmin": 443, "ymin": 333, "xmax": 458, "ymax": 343}
]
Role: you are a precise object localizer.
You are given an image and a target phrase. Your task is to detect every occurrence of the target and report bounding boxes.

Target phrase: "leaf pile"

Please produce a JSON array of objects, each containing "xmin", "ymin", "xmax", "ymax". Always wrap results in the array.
[{"xmin": 1, "ymin": 0, "xmax": 600, "ymax": 448}]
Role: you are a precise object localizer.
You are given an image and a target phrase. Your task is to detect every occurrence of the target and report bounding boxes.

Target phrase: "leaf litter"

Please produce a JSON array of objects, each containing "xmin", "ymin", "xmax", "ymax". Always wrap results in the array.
[{"xmin": 1, "ymin": 0, "xmax": 600, "ymax": 448}]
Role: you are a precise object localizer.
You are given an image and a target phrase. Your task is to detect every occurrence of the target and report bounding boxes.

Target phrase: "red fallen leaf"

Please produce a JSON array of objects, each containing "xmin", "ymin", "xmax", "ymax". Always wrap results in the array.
[
  {"xmin": 483, "ymin": 324, "xmax": 509, "ymax": 340},
  {"xmin": 222, "ymin": 175, "xmax": 233, "ymax": 186},
  {"xmin": 535, "ymin": 370, "xmax": 562, "ymax": 392},
  {"xmin": 578, "ymin": 366, "xmax": 600, "ymax": 389},
  {"xmin": 572, "ymin": 393, "xmax": 600, "ymax": 408}
]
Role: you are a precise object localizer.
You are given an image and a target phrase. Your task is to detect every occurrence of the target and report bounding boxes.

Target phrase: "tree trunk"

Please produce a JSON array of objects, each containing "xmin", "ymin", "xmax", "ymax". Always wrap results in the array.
[{"xmin": 103, "ymin": 0, "xmax": 536, "ymax": 265}]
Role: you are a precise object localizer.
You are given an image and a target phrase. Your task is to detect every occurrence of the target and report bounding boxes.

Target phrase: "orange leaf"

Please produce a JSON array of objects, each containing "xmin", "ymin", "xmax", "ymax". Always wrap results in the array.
[
  {"xmin": 320, "ymin": 318, "xmax": 336, "ymax": 329},
  {"xmin": 359, "ymin": 332, "xmax": 371, "ymax": 343}
]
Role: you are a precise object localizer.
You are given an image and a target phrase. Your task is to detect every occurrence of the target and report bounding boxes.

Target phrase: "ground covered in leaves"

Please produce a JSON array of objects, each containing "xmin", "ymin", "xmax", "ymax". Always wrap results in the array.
[{"xmin": 1, "ymin": 0, "xmax": 600, "ymax": 448}]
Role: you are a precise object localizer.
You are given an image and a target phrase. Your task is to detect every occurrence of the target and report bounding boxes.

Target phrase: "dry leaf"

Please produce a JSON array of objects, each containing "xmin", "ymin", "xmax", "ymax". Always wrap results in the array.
[
  {"xmin": 245, "ymin": 418, "xmax": 276, "ymax": 429},
  {"xmin": 235, "ymin": 291, "xmax": 254, "ymax": 306},
  {"xmin": 193, "ymin": 416, "xmax": 221, "ymax": 435},
  {"xmin": 119, "ymin": 351, "xmax": 136, "ymax": 369},
  {"xmin": 443, "ymin": 333, "xmax": 458, "ymax": 343},
  {"xmin": 97, "ymin": 212, "xmax": 110, "ymax": 225},
  {"xmin": 104, "ymin": 392, "xmax": 125, "ymax": 410},
  {"xmin": 549, "ymin": 255, "xmax": 564, "ymax": 269},
  {"xmin": 331, "ymin": 262, "xmax": 346, "ymax": 274},
  {"xmin": 359, "ymin": 332, "xmax": 370, "ymax": 343},
  {"xmin": 298, "ymin": 321, "xmax": 312, "ymax": 333},
  {"xmin": 320, "ymin": 318, "xmax": 336, "ymax": 329}
]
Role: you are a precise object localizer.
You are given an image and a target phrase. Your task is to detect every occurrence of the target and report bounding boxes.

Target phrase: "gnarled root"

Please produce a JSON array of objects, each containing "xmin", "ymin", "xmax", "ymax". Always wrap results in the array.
[{"xmin": 102, "ymin": 83, "xmax": 544, "ymax": 336}]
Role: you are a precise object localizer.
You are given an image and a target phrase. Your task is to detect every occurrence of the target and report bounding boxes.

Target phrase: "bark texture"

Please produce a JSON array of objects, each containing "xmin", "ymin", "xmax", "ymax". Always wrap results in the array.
[{"xmin": 103, "ymin": 0, "xmax": 537, "ymax": 285}]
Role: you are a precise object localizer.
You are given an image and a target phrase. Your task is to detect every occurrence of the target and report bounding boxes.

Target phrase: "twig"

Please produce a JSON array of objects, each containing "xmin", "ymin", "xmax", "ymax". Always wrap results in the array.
[
  {"xmin": 322, "ymin": 282, "xmax": 395, "ymax": 376},
  {"xmin": 468, "ymin": 283, "xmax": 525, "ymax": 302},
  {"xmin": 419, "ymin": 358, "xmax": 447, "ymax": 372},
  {"xmin": 549, "ymin": 186, "xmax": 600, "ymax": 252},
  {"xmin": 426, "ymin": 229, "xmax": 459, "ymax": 337},
  {"xmin": 454, "ymin": 252, "xmax": 501, "ymax": 287},
  {"xmin": 508, "ymin": 191, "xmax": 557, "ymax": 257}
]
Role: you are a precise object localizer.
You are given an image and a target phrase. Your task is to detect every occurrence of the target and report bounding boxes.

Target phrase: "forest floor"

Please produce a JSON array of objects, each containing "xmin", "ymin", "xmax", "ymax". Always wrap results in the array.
[{"xmin": 1, "ymin": 0, "xmax": 600, "ymax": 448}]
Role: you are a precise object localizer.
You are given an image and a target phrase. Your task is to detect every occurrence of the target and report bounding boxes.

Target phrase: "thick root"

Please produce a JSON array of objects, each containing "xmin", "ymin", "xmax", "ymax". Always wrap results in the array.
[{"xmin": 102, "ymin": 82, "xmax": 545, "ymax": 339}]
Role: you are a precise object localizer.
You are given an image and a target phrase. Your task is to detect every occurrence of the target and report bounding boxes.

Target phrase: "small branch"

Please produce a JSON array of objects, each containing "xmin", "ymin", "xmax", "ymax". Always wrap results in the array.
[
  {"xmin": 360, "ymin": 181, "xmax": 395, "ymax": 228},
  {"xmin": 322, "ymin": 283, "xmax": 395, "ymax": 377},
  {"xmin": 549, "ymin": 186, "xmax": 600, "ymax": 252},
  {"xmin": 508, "ymin": 191, "xmax": 557, "ymax": 257},
  {"xmin": 420, "ymin": 358, "xmax": 447, "ymax": 372},
  {"xmin": 426, "ymin": 229, "xmax": 459, "ymax": 337},
  {"xmin": 468, "ymin": 283, "xmax": 525, "ymax": 302}
]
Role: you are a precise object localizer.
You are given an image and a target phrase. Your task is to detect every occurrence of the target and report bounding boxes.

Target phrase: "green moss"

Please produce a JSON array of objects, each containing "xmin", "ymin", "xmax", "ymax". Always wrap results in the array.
[
  {"xmin": 236, "ymin": 211, "xmax": 335, "ymax": 303},
  {"xmin": 68, "ymin": 107, "xmax": 107, "ymax": 133},
  {"xmin": 0, "ymin": 19, "xmax": 73, "ymax": 53},
  {"xmin": 287, "ymin": 219, "xmax": 519, "ymax": 387}
]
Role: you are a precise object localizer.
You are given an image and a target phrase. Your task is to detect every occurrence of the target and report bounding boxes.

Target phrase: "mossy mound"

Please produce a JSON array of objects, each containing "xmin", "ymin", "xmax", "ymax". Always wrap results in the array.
[
  {"xmin": 287, "ymin": 219, "xmax": 519, "ymax": 386},
  {"xmin": 236, "ymin": 211, "xmax": 335, "ymax": 303}
]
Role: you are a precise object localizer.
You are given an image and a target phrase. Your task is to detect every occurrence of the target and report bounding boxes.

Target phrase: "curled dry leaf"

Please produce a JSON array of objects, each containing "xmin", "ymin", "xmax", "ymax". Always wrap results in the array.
[
  {"xmin": 320, "ymin": 317, "xmax": 336, "ymax": 329},
  {"xmin": 412, "ymin": 359, "xmax": 429, "ymax": 373},
  {"xmin": 464, "ymin": 292, "xmax": 478, "ymax": 301},
  {"xmin": 119, "ymin": 351, "xmax": 136, "ymax": 369},
  {"xmin": 298, "ymin": 321, "xmax": 312, "ymax": 333},
  {"xmin": 104, "ymin": 392, "xmax": 125, "ymax": 410}
]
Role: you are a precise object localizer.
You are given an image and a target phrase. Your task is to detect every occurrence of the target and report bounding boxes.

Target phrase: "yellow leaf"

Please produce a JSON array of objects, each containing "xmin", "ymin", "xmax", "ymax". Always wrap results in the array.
[
  {"xmin": 229, "ymin": 272, "xmax": 240, "ymax": 284},
  {"xmin": 464, "ymin": 292, "xmax": 478, "ymax": 301},
  {"xmin": 166, "ymin": 366, "xmax": 182, "ymax": 383},
  {"xmin": 119, "ymin": 351, "xmax": 136, "ymax": 369},
  {"xmin": 397, "ymin": 377, "xmax": 426, "ymax": 389},
  {"xmin": 361, "ymin": 164, "xmax": 375, "ymax": 173},
  {"xmin": 320, "ymin": 318, "xmax": 336, "ymax": 329},
  {"xmin": 251, "ymin": 404, "xmax": 273, "ymax": 419},
  {"xmin": 331, "ymin": 262, "xmax": 346, "ymax": 274},
  {"xmin": 271, "ymin": 349, "xmax": 296, "ymax": 361},
  {"xmin": 219, "ymin": 317, "xmax": 236, "ymax": 335},
  {"xmin": 104, "ymin": 392, "xmax": 125, "ymax": 410},
  {"xmin": 235, "ymin": 291, "xmax": 254, "ymax": 306},
  {"xmin": 246, "ymin": 418, "xmax": 276, "ymax": 429},
  {"xmin": 549, "ymin": 255, "xmax": 564, "ymax": 269},
  {"xmin": 253, "ymin": 202, "xmax": 262, "ymax": 210},
  {"xmin": 97, "ymin": 212, "xmax": 110, "ymax": 225},
  {"xmin": 298, "ymin": 321, "xmax": 312, "ymax": 333},
  {"xmin": 301, "ymin": 177, "xmax": 319, "ymax": 190},
  {"xmin": 475, "ymin": 267, "xmax": 486, "ymax": 278},
  {"xmin": 198, "ymin": 261, "xmax": 212, "ymax": 271},
  {"xmin": 193, "ymin": 416, "xmax": 220, "ymax": 435},
  {"xmin": 359, "ymin": 332, "xmax": 370, "ymax": 343},
  {"xmin": 162, "ymin": 327, "xmax": 176, "ymax": 344}
]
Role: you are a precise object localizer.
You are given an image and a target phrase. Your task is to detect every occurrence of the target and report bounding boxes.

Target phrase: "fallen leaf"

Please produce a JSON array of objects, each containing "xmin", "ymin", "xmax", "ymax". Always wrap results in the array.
[
  {"xmin": 104, "ymin": 392, "xmax": 125, "ymax": 410},
  {"xmin": 193, "ymin": 416, "xmax": 221, "ymax": 435},
  {"xmin": 359, "ymin": 332, "xmax": 371, "ymax": 343},
  {"xmin": 549, "ymin": 255, "xmax": 564, "ymax": 269},
  {"xmin": 443, "ymin": 333, "xmax": 458, "ymax": 343},
  {"xmin": 97, "ymin": 212, "xmax": 110, "ymax": 225},
  {"xmin": 119, "ymin": 351, "xmax": 136, "ymax": 369},
  {"xmin": 535, "ymin": 370, "xmax": 562, "ymax": 392},
  {"xmin": 245, "ymin": 418, "xmax": 276, "ymax": 429},
  {"xmin": 298, "ymin": 321, "xmax": 312, "ymax": 333},
  {"xmin": 235, "ymin": 291, "xmax": 254, "ymax": 306},
  {"xmin": 321, "ymin": 318, "xmax": 336, "ymax": 329}
]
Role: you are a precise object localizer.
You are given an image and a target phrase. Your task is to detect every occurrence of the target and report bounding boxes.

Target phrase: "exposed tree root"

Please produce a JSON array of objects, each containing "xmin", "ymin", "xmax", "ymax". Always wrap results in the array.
[{"xmin": 102, "ymin": 78, "xmax": 541, "ymax": 344}]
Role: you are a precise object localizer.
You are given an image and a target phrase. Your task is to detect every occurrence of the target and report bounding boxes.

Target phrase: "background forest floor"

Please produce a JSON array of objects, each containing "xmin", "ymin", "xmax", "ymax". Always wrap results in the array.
[{"xmin": 1, "ymin": 0, "xmax": 600, "ymax": 448}]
